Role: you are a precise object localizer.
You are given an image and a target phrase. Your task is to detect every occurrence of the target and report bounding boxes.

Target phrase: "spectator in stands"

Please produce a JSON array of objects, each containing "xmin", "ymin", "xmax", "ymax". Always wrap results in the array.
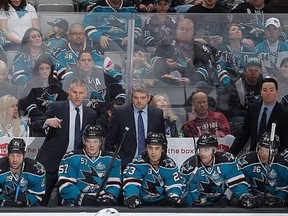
[
  {"xmin": 0, "ymin": 30, "xmax": 7, "ymax": 62},
  {"xmin": 238, "ymin": 132, "xmax": 288, "ymax": 208},
  {"xmin": 0, "ymin": 94, "xmax": 28, "ymax": 137},
  {"xmin": 186, "ymin": 0, "xmax": 228, "ymax": 47},
  {"xmin": 0, "ymin": 0, "xmax": 38, "ymax": 49},
  {"xmin": 180, "ymin": 91, "xmax": 230, "ymax": 138},
  {"xmin": 151, "ymin": 18, "xmax": 217, "ymax": 87},
  {"xmin": 151, "ymin": 94, "xmax": 179, "ymax": 137},
  {"xmin": 215, "ymin": 23, "xmax": 255, "ymax": 87},
  {"xmin": 142, "ymin": 0, "xmax": 177, "ymax": 53},
  {"xmin": 0, "ymin": 60, "xmax": 16, "ymax": 97},
  {"xmin": 18, "ymin": 56, "xmax": 68, "ymax": 136},
  {"xmin": 132, "ymin": 51, "xmax": 152, "ymax": 86},
  {"xmin": 230, "ymin": 0, "xmax": 278, "ymax": 45},
  {"xmin": 53, "ymin": 23, "xmax": 103, "ymax": 81},
  {"xmin": 229, "ymin": 77, "xmax": 288, "ymax": 157},
  {"xmin": 83, "ymin": 0, "xmax": 143, "ymax": 53},
  {"xmin": 180, "ymin": 133, "xmax": 254, "ymax": 208},
  {"xmin": 174, "ymin": 0, "xmax": 202, "ymax": 13},
  {"xmin": 43, "ymin": 18, "xmax": 69, "ymax": 52},
  {"xmin": 10, "ymin": 28, "xmax": 55, "ymax": 86},
  {"xmin": 123, "ymin": 132, "xmax": 184, "ymax": 208},
  {"xmin": 255, "ymin": 17, "xmax": 288, "ymax": 77},
  {"xmin": 62, "ymin": 49, "xmax": 120, "ymax": 118},
  {"xmin": 278, "ymin": 57, "xmax": 288, "ymax": 99},
  {"xmin": 131, "ymin": 0, "xmax": 155, "ymax": 12}
]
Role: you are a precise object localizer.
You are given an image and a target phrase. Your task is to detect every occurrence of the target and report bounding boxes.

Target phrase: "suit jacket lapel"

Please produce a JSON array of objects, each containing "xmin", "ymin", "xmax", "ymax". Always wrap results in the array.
[{"xmin": 128, "ymin": 104, "xmax": 137, "ymax": 141}]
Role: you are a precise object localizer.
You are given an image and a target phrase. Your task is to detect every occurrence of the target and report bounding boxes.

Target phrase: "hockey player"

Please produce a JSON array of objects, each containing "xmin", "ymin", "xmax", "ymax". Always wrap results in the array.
[
  {"xmin": 180, "ymin": 133, "xmax": 254, "ymax": 207},
  {"xmin": 123, "ymin": 132, "xmax": 184, "ymax": 208},
  {"xmin": 238, "ymin": 132, "xmax": 288, "ymax": 207},
  {"xmin": 58, "ymin": 124, "xmax": 121, "ymax": 206},
  {"xmin": 0, "ymin": 138, "xmax": 46, "ymax": 207}
]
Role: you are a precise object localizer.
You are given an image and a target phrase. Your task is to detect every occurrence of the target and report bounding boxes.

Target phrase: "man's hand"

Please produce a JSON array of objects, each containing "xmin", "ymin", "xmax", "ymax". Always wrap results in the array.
[
  {"xmin": 44, "ymin": 117, "xmax": 62, "ymax": 128},
  {"xmin": 7, "ymin": 189, "xmax": 28, "ymax": 206},
  {"xmin": 124, "ymin": 195, "xmax": 142, "ymax": 209},
  {"xmin": 100, "ymin": 36, "xmax": 112, "ymax": 49}
]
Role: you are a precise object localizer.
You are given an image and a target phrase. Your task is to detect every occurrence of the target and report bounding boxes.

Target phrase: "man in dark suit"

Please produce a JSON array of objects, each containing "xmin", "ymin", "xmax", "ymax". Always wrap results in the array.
[
  {"xmin": 229, "ymin": 77, "xmax": 288, "ymax": 157},
  {"xmin": 105, "ymin": 84, "xmax": 165, "ymax": 170},
  {"xmin": 33, "ymin": 79, "xmax": 97, "ymax": 206}
]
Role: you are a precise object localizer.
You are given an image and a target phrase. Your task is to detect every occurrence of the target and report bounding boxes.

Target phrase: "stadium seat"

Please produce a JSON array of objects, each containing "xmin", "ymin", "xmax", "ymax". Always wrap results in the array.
[{"xmin": 35, "ymin": 0, "xmax": 75, "ymax": 12}]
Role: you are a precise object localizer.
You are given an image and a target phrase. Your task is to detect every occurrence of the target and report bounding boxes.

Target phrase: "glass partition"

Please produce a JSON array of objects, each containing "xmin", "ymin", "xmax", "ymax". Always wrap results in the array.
[{"xmin": 0, "ymin": 12, "xmax": 288, "ymax": 139}]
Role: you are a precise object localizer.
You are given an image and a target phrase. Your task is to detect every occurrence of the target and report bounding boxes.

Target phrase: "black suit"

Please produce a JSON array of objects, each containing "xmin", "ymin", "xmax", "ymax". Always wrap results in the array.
[
  {"xmin": 33, "ymin": 100, "xmax": 97, "ymax": 205},
  {"xmin": 229, "ymin": 102, "xmax": 288, "ymax": 156},
  {"xmin": 104, "ymin": 104, "xmax": 165, "ymax": 170}
]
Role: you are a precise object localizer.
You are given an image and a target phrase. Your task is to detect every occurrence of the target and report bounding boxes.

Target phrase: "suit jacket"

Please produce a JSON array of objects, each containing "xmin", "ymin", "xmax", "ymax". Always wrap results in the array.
[
  {"xmin": 229, "ymin": 101, "xmax": 288, "ymax": 156},
  {"xmin": 104, "ymin": 104, "xmax": 165, "ymax": 169},
  {"xmin": 33, "ymin": 101, "xmax": 97, "ymax": 173}
]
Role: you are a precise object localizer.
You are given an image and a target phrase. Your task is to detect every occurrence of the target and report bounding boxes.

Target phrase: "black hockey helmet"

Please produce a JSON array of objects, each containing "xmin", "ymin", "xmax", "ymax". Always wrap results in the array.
[
  {"xmin": 197, "ymin": 133, "xmax": 218, "ymax": 148},
  {"xmin": 83, "ymin": 124, "xmax": 104, "ymax": 140},
  {"xmin": 145, "ymin": 132, "xmax": 167, "ymax": 147},
  {"xmin": 257, "ymin": 132, "xmax": 280, "ymax": 151},
  {"xmin": 8, "ymin": 138, "xmax": 26, "ymax": 154}
]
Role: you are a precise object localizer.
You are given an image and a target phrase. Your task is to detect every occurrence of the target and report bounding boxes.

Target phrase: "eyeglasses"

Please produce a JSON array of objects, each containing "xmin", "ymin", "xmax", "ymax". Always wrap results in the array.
[{"xmin": 69, "ymin": 32, "xmax": 84, "ymax": 37}]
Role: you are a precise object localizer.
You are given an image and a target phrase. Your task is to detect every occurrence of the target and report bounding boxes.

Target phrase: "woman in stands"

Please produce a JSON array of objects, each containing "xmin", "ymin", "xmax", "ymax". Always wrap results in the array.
[
  {"xmin": 10, "ymin": 28, "xmax": 55, "ymax": 86},
  {"xmin": 0, "ymin": 94, "xmax": 28, "ymax": 137},
  {"xmin": 0, "ymin": 0, "xmax": 39, "ymax": 49},
  {"xmin": 18, "ymin": 55, "xmax": 68, "ymax": 136},
  {"xmin": 151, "ymin": 94, "xmax": 179, "ymax": 137}
]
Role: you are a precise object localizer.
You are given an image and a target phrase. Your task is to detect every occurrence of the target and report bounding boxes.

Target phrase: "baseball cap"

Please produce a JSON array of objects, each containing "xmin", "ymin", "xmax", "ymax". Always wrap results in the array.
[
  {"xmin": 47, "ymin": 18, "xmax": 69, "ymax": 32},
  {"xmin": 244, "ymin": 57, "xmax": 262, "ymax": 68},
  {"xmin": 154, "ymin": 0, "xmax": 171, "ymax": 3},
  {"xmin": 265, "ymin": 17, "xmax": 281, "ymax": 29}
]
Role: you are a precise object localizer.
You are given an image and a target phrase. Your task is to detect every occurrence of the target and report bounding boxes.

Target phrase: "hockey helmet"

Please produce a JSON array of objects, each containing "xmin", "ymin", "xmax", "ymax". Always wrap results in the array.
[
  {"xmin": 145, "ymin": 132, "xmax": 167, "ymax": 147},
  {"xmin": 95, "ymin": 208, "xmax": 120, "ymax": 216},
  {"xmin": 83, "ymin": 124, "xmax": 104, "ymax": 139},
  {"xmin": 8, "ymin": 138, "xmax": 26, "ymax": 154},
  {"xmin": 257, "ymin": 132, "xmax": 280, "ymax": 151},
  {"xmin": 197, "ymin": 133, "xmax": 218, "ymax": 148}
]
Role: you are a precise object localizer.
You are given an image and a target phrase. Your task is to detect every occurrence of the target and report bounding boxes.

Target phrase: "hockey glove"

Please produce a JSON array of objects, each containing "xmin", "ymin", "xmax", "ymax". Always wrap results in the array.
[
  {"xmin": 7, "ymin": 189, "xmax": 28, "ymax": 207},
  {"xmin": 255, "ymin": 193, "xmax": 284, "ymax": 207},
  {"xmin": 168, "ymin": 195, "xmax": 185, "ymax": 207},
  {"xmin": 124, "ymin": 195, "xmax": 142, "ymax": 209},
  {"xmin": 240, "ymin": 193, "xmax": 255, "ymax": 208},
  {"xmin": 98, "ymin": 193, "xmax": 116, "ymax": 206},
  {"xmin": 75, "ymin": 194, "xmax": 100, "ymax": 206},
  {"xmin": 192, "ymin": 198, "xmax": 207, "ymax": 207}
]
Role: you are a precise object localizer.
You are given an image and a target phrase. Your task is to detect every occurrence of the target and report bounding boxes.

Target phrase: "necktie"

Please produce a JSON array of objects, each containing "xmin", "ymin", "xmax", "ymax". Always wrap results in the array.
[
  {"xmin": 138, "ymin": 110, "xmax": 145, "ymax": 155},
  {"xmin": 258, "ymin": 107, "xmax": 267, "ymax": 139},
  {"xmin": 74, "ymin": 107, "xmax": 81, "ymax": 149}
]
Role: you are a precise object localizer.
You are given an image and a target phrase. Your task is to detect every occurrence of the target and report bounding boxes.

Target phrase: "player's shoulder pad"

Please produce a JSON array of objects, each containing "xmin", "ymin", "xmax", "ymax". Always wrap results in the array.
[
  {"xmin": 180, "ymin": 155, "xmax": 197, "ymax": 174},
  {"xmin": 215, "ymin": 151, "xmax": 236, "ymax": 164},
  {"xmin": 238, "ymin": 152, "xmax": 257, "ymax": 167},
  {"xmin": 131, "ymin": 155, "xmax": 146, "ymax": 164},
  {"xmin": 101, "ymin": 150, "xmax": 121, "ymax": 159},
  {"xmin": 0, "ymin": 157, "xmax": 9, "ymax": 173},
  {"xmin": 63, "ymin": 149, "xmax": 83, "ymax": 159},
  {"xmin": 274, "ymin": 154, "xmax": 288, "ymax": 166},
  {"xmin": 24, "ymin": 158, "xmax": 46, "ymax": 175},
  {"xmin": 159, "ymin": 156, "xmax": 177, "ymax": 168}
]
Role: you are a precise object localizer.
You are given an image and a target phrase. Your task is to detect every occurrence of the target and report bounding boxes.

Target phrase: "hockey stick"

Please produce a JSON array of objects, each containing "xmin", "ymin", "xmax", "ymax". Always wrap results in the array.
[
  {"xmin": 94, "ymin": 127, "xmax": 129, "ymax": 200},
  {"xmin": 264, "ymin": 123, "xmax": 276, "ymax": 200}
]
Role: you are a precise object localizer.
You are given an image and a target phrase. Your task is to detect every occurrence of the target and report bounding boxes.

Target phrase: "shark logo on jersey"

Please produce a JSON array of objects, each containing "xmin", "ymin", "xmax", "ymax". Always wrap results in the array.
[
  {"xmin": 33, "ymin": 162, "xmax": 45, "ymax": 175},
  {"xmin": 252, "ymin": 172, "xmax": 266, "ymax": 193},
  {"xmin": 80, "ymin": 165, "xmax": 101, "ymax": 191},
  {"xmin": 104, "ymin": 15, "xmax": 126, "ymax": 33},
  {"xmin": 200, "ymin": 176, "xmax": 223, "ymax": 199},
  {"xmin": 162, "ymin": 158, "xmax": 176, "ymax": 168},
  {"xmin": 222, "ymin": 152, "xmax": 234, "ymax": 161},
  {"xmin": 143, "ymin": 175, "xmax": 163, "ymax": 199},
  {"xmin": 36, "ymin": 89, "xmax": 58, "ymax": 107}
]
